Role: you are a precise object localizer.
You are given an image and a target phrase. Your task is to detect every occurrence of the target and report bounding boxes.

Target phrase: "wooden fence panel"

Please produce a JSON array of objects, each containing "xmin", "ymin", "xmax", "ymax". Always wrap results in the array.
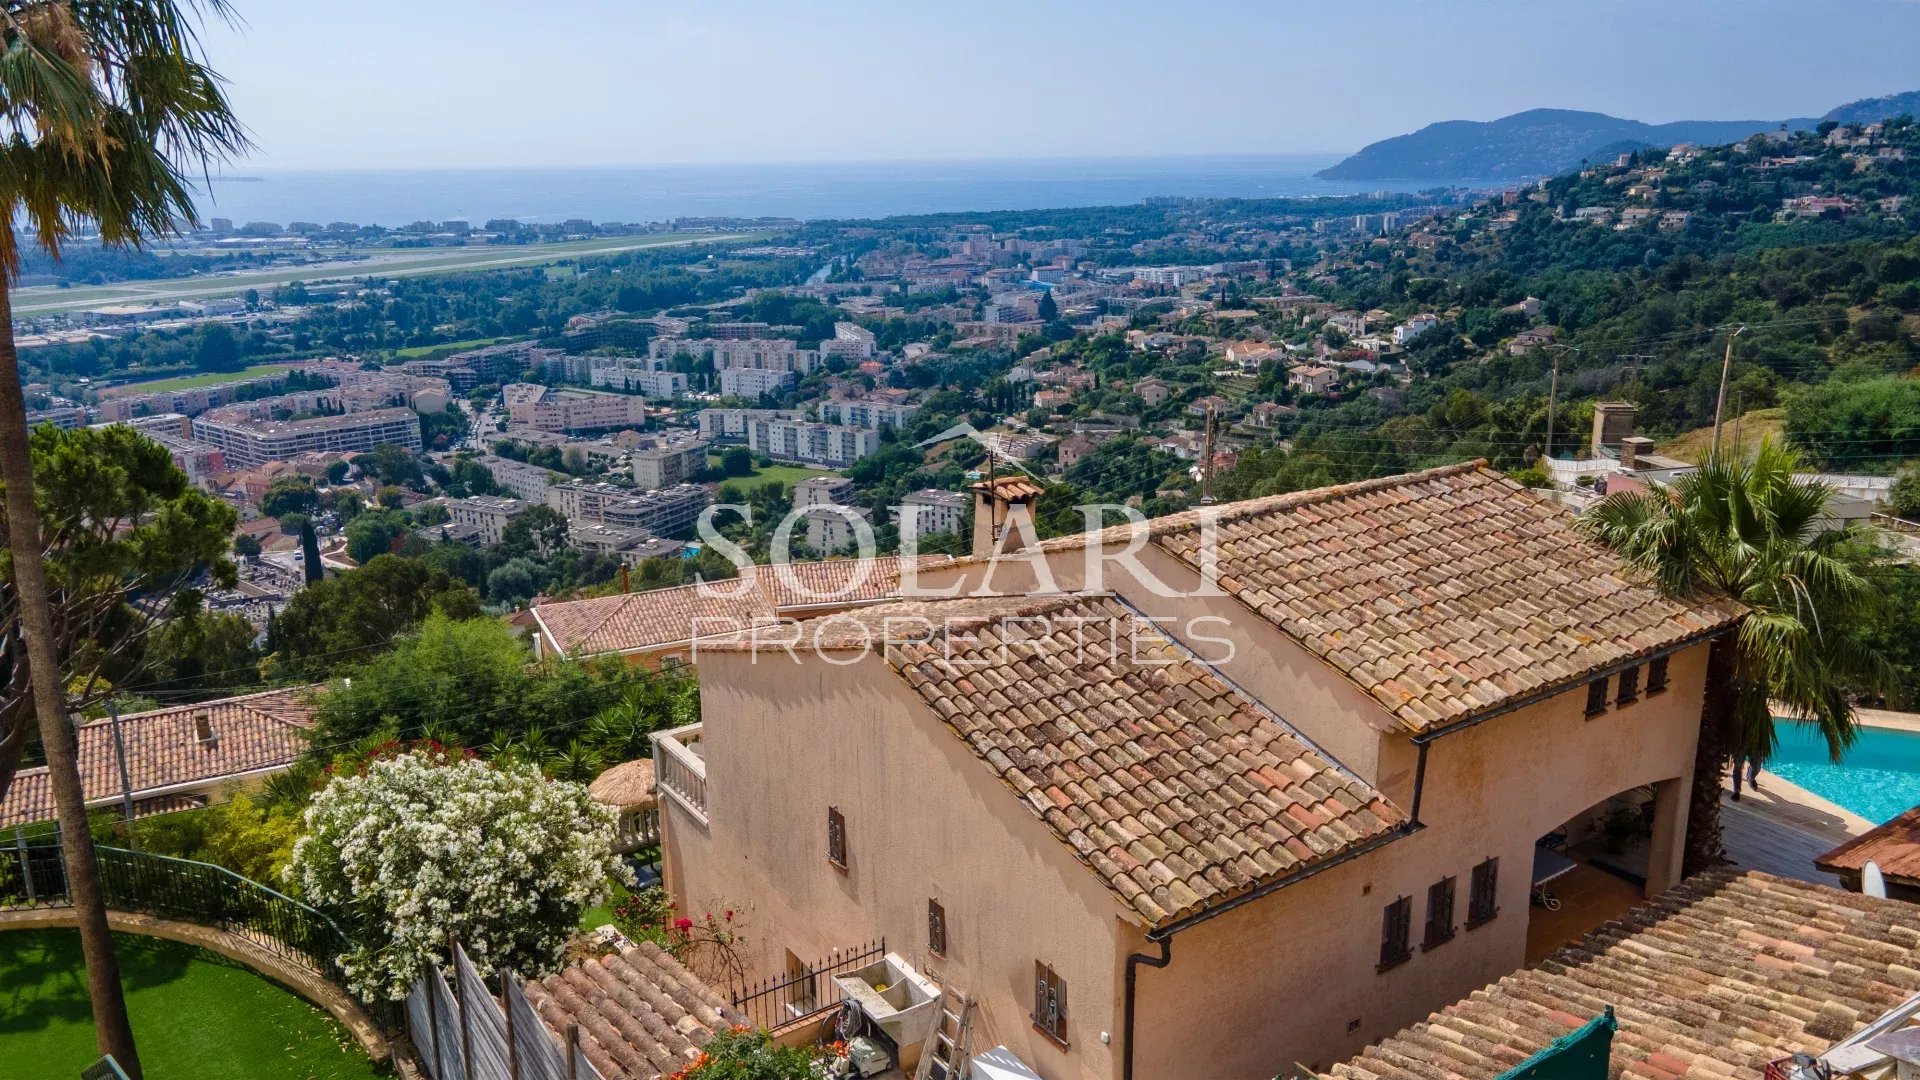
[
  {"xmin": 430, "ymin": 966, "xmax": 468, "ymax": 1080},
  {"xmin": 457, "ymin": 946, "xmax": 512, "ymax": 1080}
]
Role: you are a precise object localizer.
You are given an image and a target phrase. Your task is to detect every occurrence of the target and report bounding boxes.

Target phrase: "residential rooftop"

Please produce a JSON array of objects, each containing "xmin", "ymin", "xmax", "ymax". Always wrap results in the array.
[
  {"xmin": 522, "ymin": 941, "xmax": 745, "ymax": 1080},
  {"xmin": 1326, "ymin": 870, "xmax": 1920, "ymax": 1080},
  {"xmin": 1816, "ymin": 804, "xmax": 1920, "ymax": 885},
  {"xmin": 1032, "ymin": 461, "xmax": 1743, "ymax": 733},
  {"xmin": 763, "ymin": 592, "xmax": 1409, "ymax": 928},
  {"xmin": 0, "ymin": 686, "xmax": 319, "ymax": 829}
]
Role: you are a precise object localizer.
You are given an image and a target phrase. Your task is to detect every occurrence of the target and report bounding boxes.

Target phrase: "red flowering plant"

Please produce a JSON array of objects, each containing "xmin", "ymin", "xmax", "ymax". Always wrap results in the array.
[
  {"xmin": 613, "ymin": 887, "xmax": 750, "ymax": 985},
  {"xmin": 665, "ymin": 1026, "xmax": 822, "ymax": 1080}
]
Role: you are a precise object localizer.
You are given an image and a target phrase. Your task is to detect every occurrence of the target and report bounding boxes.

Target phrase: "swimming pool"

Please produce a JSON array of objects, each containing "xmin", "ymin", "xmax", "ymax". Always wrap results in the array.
[{"xmin": 1765, "ymin": 721, "xmax": 1920, "ymax": 825}]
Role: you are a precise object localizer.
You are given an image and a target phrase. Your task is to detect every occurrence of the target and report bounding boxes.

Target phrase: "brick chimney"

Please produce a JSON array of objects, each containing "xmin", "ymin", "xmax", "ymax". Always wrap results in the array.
[
  {"xmin": 970, "ymin": 474, "xmax": 1045, "ymax": 560},
  {"xmin": 1620, "ymin": 436, "xmax": 1655, "ymax": 471},
  {"xmin": 193, "ymin": 712, "xmax": 217, "ymax": 748}
]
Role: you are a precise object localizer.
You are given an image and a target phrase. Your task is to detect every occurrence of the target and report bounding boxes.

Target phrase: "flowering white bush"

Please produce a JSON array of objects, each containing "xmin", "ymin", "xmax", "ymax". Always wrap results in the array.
[{"xmin": 287, "ymin": 749, "xmax": 626, "ymax": 1000}]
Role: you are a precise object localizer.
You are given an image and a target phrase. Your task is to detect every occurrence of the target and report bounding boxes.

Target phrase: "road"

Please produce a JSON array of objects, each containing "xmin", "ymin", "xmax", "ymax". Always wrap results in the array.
[{"xmin": 12, "ymin": 232, "xmax": 759, "ymax": 317}]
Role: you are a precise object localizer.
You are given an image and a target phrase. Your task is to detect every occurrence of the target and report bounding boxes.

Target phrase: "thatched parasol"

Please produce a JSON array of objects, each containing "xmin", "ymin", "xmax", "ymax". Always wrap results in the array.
[{"xmin": 588, "ymin": 758, "xmax": 658, "ymax": 810}]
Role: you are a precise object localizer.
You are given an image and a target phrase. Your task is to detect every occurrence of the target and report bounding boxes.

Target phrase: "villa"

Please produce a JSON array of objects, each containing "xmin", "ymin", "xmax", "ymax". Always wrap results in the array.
[{"xmin": 650, "ymin": 462, "xmax": 1742, "ymax": 1079}]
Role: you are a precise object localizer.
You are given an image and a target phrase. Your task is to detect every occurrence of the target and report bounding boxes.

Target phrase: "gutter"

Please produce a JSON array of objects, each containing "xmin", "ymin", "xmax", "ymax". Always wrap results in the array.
[
  {"xmin": 1119, "ymin": 823, "xmax": 1420, "ymax": 1080},
  {"xmin": 1408, "ymin": 623, "xmax": 1735, "ymax": 747}
]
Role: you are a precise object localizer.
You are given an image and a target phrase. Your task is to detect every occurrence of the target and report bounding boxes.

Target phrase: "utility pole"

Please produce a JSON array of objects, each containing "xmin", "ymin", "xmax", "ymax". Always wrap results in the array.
[
  {"xmin": 1199, "ymin": 403, "xmax": 1219, "ymax": 505},
  {"xmin": 1543, "ymin": 345, "xmax": 1577, "ymax": 461},
  {"xmin": 1710, "ymin": 325, "xmax": 1746, "ymax": 459}
]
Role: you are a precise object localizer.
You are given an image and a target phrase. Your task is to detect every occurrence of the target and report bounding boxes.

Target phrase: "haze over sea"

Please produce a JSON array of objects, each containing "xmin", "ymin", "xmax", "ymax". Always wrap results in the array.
[{"xmin": 192, "ymin": 155, "xmax": 1474, "ymax": 227}]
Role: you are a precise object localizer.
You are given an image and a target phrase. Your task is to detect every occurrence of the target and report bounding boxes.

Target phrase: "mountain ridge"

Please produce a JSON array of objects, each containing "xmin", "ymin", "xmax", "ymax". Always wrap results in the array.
[{"xmin": 1316, "ymin": 91, "xmax": 1920, "ymax": 180}]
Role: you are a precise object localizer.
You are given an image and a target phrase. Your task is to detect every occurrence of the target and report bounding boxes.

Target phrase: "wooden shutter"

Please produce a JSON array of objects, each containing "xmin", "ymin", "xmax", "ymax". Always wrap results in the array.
[
  {"xmin": 1379, "ymin": 897, "xmax": 1412, "ymax": 969},
  {"xmin": 1469, "ymin": 857, "xmax": 1500, "ymax": 927},
  {"xmin": 1424, "ymin": 877, "xmax": 1456, "ymax": 947},
  {"xmin": 1647, "ymin": 655, "xmax": 1670, "ymax": 694},
  {"xmin": 928, "ymin": 898, "xmax": 947, "ymax": 956},
  {"xmin": 1617, "ymin": 665, "xmax": 1640, "ymax": 705},
  {"xmin": 1585, "ymin": 677, "xmax": 1610, "ymax": 716},
  {"xmin": 827, "ymin": 806, "xmax": 846, "ymax": 869}
]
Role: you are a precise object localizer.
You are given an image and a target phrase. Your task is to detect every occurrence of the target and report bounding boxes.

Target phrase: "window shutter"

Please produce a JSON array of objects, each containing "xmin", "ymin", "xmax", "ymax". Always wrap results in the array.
[
  {"xmin": 1585, "ymin": 677, "xmax": 1610, "ymax": 717},
  {"xmin": 1380, "ymin": 896, "xmax": 1412, "ymax": 968},
  {"xmin": 1469, "ymin": 857, "xmax": 1499, "ymax": 927},
  {"xmin": 1424, "ymin": 877, "xmax": 1456, "ymax": 947},
  {"xmin": 928, "ymin": 899, "xmax": 947, "ymax": 956},
  {"xmin": 1647, "ymin": 655, "xmax": 1670, "ymax": 694},
  {"xmin": 1617, "ymin": 665, "xmax": 1640, "ymax": 705},
  {"xmin": 827, "ymin": 806, "xmax": 846, "ymax": 868}
]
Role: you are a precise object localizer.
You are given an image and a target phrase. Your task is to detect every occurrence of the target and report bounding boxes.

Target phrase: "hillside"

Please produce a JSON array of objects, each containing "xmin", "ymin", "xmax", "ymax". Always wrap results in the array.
[{"xmin": 1314, "ymin": 90, "xmax": 1920, "ymax": 180}]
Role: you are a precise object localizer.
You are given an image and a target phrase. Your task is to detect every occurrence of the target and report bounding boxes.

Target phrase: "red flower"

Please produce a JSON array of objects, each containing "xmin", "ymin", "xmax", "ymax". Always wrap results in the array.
[
  {"xmin": 723, "ymin": 910, "xmax": 734, "ymax": 922},
  {"xmin": 674, "ymin": 917, "xmax": 694, "ymax": 931}
]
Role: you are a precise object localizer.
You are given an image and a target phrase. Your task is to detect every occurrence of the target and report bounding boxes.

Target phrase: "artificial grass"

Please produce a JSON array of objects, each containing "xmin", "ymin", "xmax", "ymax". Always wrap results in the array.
[{"xmin": 0, "ymin": 929, "xmax": 386, "ymax": 1080}]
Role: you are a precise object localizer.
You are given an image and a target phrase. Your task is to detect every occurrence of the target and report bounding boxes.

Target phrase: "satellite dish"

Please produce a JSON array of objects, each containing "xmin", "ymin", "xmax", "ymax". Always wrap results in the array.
[{"xmin": 1863, "ymin": 860, "xmax": 1888, "ymax": 899}]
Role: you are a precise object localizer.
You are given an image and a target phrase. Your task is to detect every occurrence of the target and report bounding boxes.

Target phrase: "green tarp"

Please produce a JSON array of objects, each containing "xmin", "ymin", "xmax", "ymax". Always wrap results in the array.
[{"xmin": 1495, "ymin": 1008, "xmax": 1617, "ymax": 1080}]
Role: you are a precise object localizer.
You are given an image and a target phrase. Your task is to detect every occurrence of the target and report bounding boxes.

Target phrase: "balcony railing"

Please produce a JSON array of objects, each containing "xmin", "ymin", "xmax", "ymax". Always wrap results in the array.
[{"xmin": 652, "ymin": 723, "xmax": 708, "ymax": 826}]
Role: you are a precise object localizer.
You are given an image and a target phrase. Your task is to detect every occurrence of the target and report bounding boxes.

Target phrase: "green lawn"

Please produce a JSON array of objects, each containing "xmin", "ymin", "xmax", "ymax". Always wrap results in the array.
[
  {"xmin": 109, "ymin": 363, "xmax": 295, "ymax": 394},
  {"xmin": 709, "ymin": 454, "xmax": 842, "ymax": 492},
  {"xmin": 0, "ymin": 929, "xmax": 387, "ymax": 1080}
]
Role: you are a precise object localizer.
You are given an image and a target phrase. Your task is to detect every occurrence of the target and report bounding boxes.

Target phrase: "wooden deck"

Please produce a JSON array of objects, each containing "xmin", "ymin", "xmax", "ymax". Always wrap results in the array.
[{"xmin": 1720, "ymin": 795, "xmax": 1846, "ymax": 886}]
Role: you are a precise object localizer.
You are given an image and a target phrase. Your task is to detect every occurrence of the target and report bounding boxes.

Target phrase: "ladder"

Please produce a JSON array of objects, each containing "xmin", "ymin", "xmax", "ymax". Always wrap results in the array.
[{"xmin": 914, "ymin": 981, "xmax": 976, "ymax": 1080}]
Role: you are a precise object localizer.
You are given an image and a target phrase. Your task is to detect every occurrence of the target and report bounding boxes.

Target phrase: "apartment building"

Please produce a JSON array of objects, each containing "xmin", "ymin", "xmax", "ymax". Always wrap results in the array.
[
  {"xmin": 630, "ymin": 438, "xmax": 710, "ymax": 490},
  {"xmin": 746, "ymin": 418, "xmax": 879, "ymax": 467},
  {"xmin": 503, "ymin": 384, "xmax": 648, "ymax": 434},
  {"xmin": 792, "ymin": 475, "xmax": 856, "ymax": 508},
  {"xmin": 650, "ymin": 336, "xmax": 820, "ymax": 375},
  {"xmin": 190, "ymin": 407, "xmax": 422, "ymax": 468},
  {"xmin": 655, "ymin": 464, "xmax": 1738, "ymax": 1080},
  {"xmin": 717, "ymin": 368, "xmax": 796, "ymax": 399},
  {"xmin": 590, "ymin": 358, "xmax": 689, "ymax": 398},
  {"xmin": 599, "ymin": 485, "xmax": 708, "ymax": 537},
  {"xmin": 446, "ymin": 495, "xmax": 528, "ymax": 545},
  {"xmin": 696, "ymin": 408, "xmax": 802, "ymax": 441},
  {"xmin": 818, "ymin": 398, "xmax": 918, "ymax": 429},
  {"xmin": 895, "ymin": 487, "xmax": 969, "ymax": 536},
  {"xmin": 474, "ymin": 454, "xmax": 557, "ymax": 503}
]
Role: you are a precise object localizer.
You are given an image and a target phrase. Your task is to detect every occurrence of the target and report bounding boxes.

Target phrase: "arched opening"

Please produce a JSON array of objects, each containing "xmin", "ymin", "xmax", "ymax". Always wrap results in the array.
[{"xmin": 1525, "ymin": 777, "xmax": 1686, "ymax": 962}]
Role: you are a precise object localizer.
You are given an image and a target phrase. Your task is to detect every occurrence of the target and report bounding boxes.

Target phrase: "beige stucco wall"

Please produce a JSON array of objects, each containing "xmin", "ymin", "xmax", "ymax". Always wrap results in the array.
[
  {"xmin": 667, "ymin": 650, "xmax": 1137, "ymax": 1080},
  {"xmin": 1125, "ymin": 639, "xmax": 1708, "ymax": 1080},
  {"xmin": 909, "ymin": 542, "xmax": 1709, "ymax": 1079}
]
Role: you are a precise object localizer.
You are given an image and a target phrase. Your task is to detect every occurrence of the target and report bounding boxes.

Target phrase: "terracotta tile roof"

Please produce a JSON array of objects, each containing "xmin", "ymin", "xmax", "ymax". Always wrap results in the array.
[
  {"xmin": 1816, "ymin": 804, "xmax": 1920, "ymax": 883},
  {"xmin": 879, "ymin": 592, "xmax": 1408, "ymax": 928},
  {"xmin": 531, "ymin": 555, "xmax": 955, "ymax": 657},
  {"xmin": 1326, "ymin": 871, "xmax": 1920, "ymax": 1080},
  {"xmin": 0, "ymin": 686, "xmax": 319, "ymax": 828},
  {"xmin": 522, "ymin": 942, "xmax": 746, "ymax": 1080},
  {"xmin": 533, "ymin": 581, "xmax": 775, "ymax": 657},
  {"xmin": 1039, "ymin": 462, "xmax": 1742, "ymax": 733},
  {"xmin": 753, "ymin": 554, "xmax": 954, "ymax": 611}
]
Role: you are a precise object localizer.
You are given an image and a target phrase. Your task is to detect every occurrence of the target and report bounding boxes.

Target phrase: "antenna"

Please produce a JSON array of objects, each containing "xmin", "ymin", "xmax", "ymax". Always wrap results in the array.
[{"xmin": 1710, "ymin": 325, "xmax": 1746, "ymax": 459}]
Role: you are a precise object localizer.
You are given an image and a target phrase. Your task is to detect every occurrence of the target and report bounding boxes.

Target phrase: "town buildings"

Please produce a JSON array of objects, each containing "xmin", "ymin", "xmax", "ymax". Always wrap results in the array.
[
  {"xmin": 895, "ymin": 488, "xmax": 969, "ymax": 536},
  {"xmin": 745, "ymin": 417, "xmax": 880, "ymax": 467},
  {"xmin": 717, "ymin": 368, "xmax": 796, "ymax": 399},
  {"xmin": 446, "ymin": 495, "xmax": 527, "ymax": 545},
  {"xmin": 819, "ymin": 398, "xmax": 918, "ymax": 429},
  {"xmin": 696, "ymin": 408, "xmax": 803, "ymax": 441},
  {"xmin": 474, "ymin": 453, "xmax": 558, "ymax": 503},
  {"xmin": 630, "ymin": 436, "xmax": 710, "ymax": 490},
  {"xmin": 191, "ymin": 407, "xmax": 422, "ymax": 468},
  {"xmin": 504, "ymin": 384, "xmax": 649, "ymax": 434}
]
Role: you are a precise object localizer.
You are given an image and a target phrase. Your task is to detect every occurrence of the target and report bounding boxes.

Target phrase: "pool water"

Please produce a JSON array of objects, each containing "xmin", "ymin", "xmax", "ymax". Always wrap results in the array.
[{"xmin": 1765, "ymin": 722, "xmax": 1920, "ymax": 825}]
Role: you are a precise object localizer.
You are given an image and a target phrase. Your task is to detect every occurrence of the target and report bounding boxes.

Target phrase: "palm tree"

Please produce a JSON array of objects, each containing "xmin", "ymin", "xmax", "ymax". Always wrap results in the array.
[
  {"xmin": 0, "ymin": 4, "xmax": 246, "ymax": 1075},
  {"xmin": 1581, "ymin": 438, "xmax": 1893, "ymax": 876}
]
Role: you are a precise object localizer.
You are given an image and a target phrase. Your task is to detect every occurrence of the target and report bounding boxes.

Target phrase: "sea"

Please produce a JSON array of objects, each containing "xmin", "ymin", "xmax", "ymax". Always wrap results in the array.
[{"xmin": 188, "ymin": 155, "xmax": 1477, "ymax": 228}]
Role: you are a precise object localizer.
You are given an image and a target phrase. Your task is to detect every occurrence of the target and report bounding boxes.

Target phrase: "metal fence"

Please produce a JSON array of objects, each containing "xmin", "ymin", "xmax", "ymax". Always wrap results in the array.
[
  {"xmin": 407, "ymin": 942, "xmax": 602, "ymax": 1080},
  {"xmin": 2, "ymin": 836, "xmax": 355, "ymax": 986},
  {"xmin": 728, "ymin": 938, "xmax": 886, "ymax": 1032}
]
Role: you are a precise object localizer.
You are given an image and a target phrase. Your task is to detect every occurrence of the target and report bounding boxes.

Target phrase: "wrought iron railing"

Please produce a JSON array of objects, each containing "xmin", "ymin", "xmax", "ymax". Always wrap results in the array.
[
  {"xmin": 2, "ymin": 838, "xmax": 356, "ymax": 995},
  {"xmin": 728, "ymin": 938, "xmax": 886, "ymax": 1032}
]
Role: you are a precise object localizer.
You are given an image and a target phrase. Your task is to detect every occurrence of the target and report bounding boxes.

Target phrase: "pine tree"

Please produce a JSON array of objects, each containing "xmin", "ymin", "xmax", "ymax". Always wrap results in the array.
[{"xmin": 301, "ymin": 521, "xmax": 324, "ymax": 584}]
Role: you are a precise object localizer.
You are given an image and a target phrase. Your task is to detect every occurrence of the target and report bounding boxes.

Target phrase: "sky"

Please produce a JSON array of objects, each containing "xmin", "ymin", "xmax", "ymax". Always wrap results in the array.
[{"xmin": 200, "ymin": 0, "xmax": 1920, "ymax": 170}]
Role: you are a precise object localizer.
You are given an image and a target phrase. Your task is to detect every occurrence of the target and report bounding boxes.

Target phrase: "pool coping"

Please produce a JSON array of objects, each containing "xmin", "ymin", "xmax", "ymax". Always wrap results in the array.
[{"xmin": 1857, "ymin": 708, "xmax": 1920, "ymax": 735}]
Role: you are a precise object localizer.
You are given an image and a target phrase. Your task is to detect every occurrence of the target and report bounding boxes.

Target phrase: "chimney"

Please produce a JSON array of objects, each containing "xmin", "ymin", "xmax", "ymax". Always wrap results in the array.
[
  {"xmin": 1590, "ymin": 402, "xmax": 1637, "ymax": 456},
  {"xmin": 970, "ymin": 474, "xmax": 1044, "ymax": 560},
  {"xmin": 1620, "ymin": 436, "xmax": 1654, "ymax": 471},
  {"xmin": 193, "ymin": 712, "xmax": 217, "ymax": 748}
]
